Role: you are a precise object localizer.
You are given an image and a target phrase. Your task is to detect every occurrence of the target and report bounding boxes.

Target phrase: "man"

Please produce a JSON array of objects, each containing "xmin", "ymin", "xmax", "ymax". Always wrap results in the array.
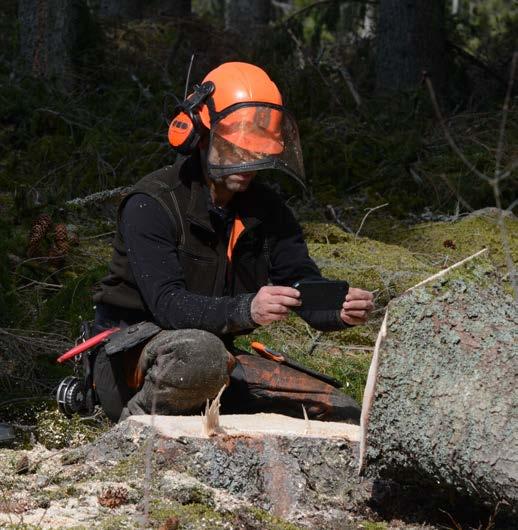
[{"xmin": 92, "ymin": 62, "xmax": 373, "ymax": 423}]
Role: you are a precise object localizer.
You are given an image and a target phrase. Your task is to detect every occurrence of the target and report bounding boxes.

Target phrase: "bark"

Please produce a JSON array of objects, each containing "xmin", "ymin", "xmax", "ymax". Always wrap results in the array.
[
  {"xmin": 86, "ymin": 414, "xmax": 368, "ymax": 526},
  {"xmin": 18, "ymin": 0, "xmax": 92, "ymax": 86},
  {"xmin": 224, "ymin": 0, "xmax": 271, "ymax": 34},
  {"xmin": 376, "ymin": 0, "xmax": 446, "ymax": 92},
  {"xmin": 98, "ymin": 0, "xmax": 141, "ymax": 18},
  {"xmin": 360, "ymin": 253, "xmax": 518, "ymax": 514},
  {"xmin": 141, "ymin": 0, "xmax": 191, "ymax": 17}
]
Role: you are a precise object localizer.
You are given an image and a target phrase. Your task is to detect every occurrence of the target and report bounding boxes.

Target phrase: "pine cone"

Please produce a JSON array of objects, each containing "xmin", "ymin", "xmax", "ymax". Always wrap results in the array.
[
  {"xmin": 49, "ymin": 240, "xmax": 70, "ymax": 262},
  {"xmin": 15, "ymin": 454, "xmax": 30, "ymax": 475},
  {"xmin": 54, "ymin": 223, "xmax": 68, "ymax": 242},
  {"xmin": 27, "ymin": 213, "xmax": 52, "ymax": 257},
  {"xmin": 48, "ymin": 223, "xmax": 70, "ymax": 264},
  {"xmin": 97, "ymin": 487, "xmax": 128, "ymax": 508}
]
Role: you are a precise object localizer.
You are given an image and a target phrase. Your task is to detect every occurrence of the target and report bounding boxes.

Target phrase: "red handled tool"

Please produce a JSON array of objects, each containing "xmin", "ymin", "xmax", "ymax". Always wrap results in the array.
[{"xmin": 56, "ymin": 328, "xmax": 120, "ymax": 363}]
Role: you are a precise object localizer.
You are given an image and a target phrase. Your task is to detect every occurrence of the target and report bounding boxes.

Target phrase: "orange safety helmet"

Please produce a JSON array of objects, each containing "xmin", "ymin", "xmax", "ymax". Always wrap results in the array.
[
  {"xmin": 199, "ymin": 62, "xmax": 284, "ymax": 155},
  {"xmin": 169, "ymin": 62, "xmax": 283, "ymax": 155},
  {"xmin": 168, "ymin": 62, "xmax": 305, "ymax": 186}
]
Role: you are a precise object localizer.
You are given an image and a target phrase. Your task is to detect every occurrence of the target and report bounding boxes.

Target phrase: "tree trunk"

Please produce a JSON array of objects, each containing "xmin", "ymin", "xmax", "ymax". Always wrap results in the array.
[
  {"xmin": 224, "ymin": 0, "xmax": 271, "ymax": 34},
  {"xmin": 141, "ymin": 0, "xmax": 191, "ymax": 17},
  {"xmin": 18, "ymin": 0, "xmax": 91, "ymax": 86},
  {"xmin": 360, "ymin": 252, "xmax": 518, "ymax": 515},
  {"xmin": 376, "ymin": 0, "xmax": 446, "ymax": 92},
  {"xmin": 98, "ymin": 0, "xmax": 141, "ymax": 18}
]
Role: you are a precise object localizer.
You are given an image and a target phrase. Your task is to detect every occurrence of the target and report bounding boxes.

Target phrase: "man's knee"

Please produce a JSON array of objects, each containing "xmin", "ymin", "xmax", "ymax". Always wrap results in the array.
[
  {"xmin": 130, "ymin": 329, "xmax": 232, "ymax": 415},
  {"xmin": 148, "ymin": 328, "xmax": 229, "ymax": 379}
]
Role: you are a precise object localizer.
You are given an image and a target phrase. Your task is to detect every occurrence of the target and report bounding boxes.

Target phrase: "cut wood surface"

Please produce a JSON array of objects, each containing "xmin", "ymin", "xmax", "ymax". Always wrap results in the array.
[
  {"xmin": 360, "ymin": 252, "xmax": 518, "ymax": 513},
  {"xmin": 132, "ymin": 413, "xmax": 360, "ymax": 441}
]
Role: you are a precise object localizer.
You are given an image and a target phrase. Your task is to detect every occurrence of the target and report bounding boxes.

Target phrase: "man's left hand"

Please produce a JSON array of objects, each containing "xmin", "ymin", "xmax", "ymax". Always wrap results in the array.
[{"xmin": 340, "ymin": 288, "xmax": 374, "ymax": 326}]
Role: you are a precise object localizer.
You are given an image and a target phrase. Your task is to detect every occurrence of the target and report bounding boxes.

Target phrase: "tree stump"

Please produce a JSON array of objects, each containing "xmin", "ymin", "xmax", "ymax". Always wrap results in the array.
[
  {"xmin": 360, "ymin": 252, "xmax": 518, "ymax": 514},
  {"xmin": 88, "ymin": 413, "xmax": 368, "ymax": 526}
]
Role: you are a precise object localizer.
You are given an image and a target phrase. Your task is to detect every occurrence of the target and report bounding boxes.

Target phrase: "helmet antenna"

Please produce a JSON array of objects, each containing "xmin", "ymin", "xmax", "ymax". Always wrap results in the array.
[{"xmin": 184, "ymin": 53, "xmax": 196, "ymax": 99}]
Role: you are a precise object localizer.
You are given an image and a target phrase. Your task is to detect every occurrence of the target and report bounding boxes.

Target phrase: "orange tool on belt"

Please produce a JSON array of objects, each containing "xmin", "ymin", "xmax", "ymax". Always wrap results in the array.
[{"xmin": 251, "ymin": 341, "xmax": 342, "ymax": 388}]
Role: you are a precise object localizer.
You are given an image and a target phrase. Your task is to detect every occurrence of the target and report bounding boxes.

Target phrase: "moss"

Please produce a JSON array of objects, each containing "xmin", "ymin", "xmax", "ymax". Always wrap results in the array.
[
  {"xmin": 148, "ymin": 499, "xmax": 302, "ymax": 529},
  {"xmin": 36, "ymin": 407, "xmax": 106, "ymax": 450},
  {"xmin": 303, "ymin": 223, "xmax": 435, "ymax": 305},
  {"xmin": 2, "ymin": 523, "xmax": 43, "ymax": 530},
  {"xmin": 149, "ymin": 499, "xmax": 222, "ymax": 528},
  {"xmin": 98, "ymin": 515, "xmax": 136, "ymax": 530},
  {"xmin": 382, "ymin": 210, "xmax": 518, "ymax": 278},
  {"xmin": 245, "ymin": 506, "xmax": 304, "ymax": 529},
  {"xmin": 102, "ymin": 452, "xmax": 147, "ymax": 482},
  {"xmin": 359, "ymin": 523, "xmax": 388, "ymax": 530}
]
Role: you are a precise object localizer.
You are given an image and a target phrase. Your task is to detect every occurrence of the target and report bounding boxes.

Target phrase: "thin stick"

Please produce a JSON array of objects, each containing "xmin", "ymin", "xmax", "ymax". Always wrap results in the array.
[
  {"xmin": 326, "ymin": 204, "xmax": 353, "ymax": 234},
  {"xmin": 355, "ymin": 203, "xmax": 388, "ymax": 238},
  {"xmin": 407, "ymin": 248, "xmax": 488, "ymax": 291},
  {"xmin": 438, "ymin": 173, "xmax": 474, "ymax": 212},
  {"xmin": 81, "ymin": 231, "xmax": 115, "ymax": 241},
  {"xmin": 16, "ymin": 279, "xmax": 62, "ymax": 291},
  {"xmin": 495, "ymin": 52, "xmax": 517, "ymax": 179},
  {"xmin": 307, "ymin": 330, "xmax": 322, "ymax": 355},
  {"xmin": 339, "ymin": 67, "xmax": 361, "ymax": 107},
  {"xmin": 425, "ymin": 75, "xmax": 491, "ymax": 184}
]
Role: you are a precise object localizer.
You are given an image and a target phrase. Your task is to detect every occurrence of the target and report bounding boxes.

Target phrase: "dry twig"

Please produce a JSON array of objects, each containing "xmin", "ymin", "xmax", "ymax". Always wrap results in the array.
[{"xmin": 355, "ymin": 203, "xmax": 389, "ymax": 238}]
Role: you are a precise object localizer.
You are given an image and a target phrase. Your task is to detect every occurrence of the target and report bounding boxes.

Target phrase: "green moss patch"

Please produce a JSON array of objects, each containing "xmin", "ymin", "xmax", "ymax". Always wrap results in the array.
[
  {"xmin": 149, "ymin": 499, "xmax": 301, "ymax": 530},
  {"xmin": 382, "ymin": 209, "xmax": 518, "ymax": 277},
  {"xmin": 302, "ymin": 222, "xmax": 435, "ymax": 305}
]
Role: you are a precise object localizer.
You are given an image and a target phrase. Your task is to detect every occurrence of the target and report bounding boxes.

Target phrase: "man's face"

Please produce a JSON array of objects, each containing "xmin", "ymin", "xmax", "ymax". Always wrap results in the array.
[
  {"xmin": 219, "ymin": 171, "xmax": 257, "ymax": 193},
  {"xmin": 207, "ymin": 135, "xmax": 263, "ymax": 193}
]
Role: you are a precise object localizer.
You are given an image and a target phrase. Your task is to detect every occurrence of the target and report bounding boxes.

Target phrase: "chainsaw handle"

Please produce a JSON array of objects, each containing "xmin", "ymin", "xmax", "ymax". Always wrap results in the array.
[{"xmin": 56, "ymin": 328, "xmax": 120, "ymax": 363}]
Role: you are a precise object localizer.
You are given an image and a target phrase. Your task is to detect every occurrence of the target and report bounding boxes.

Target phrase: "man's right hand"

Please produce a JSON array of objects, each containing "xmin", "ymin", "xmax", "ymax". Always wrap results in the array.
[{"xmin": 251, "ymin": 286, "xmax": 301, "ymax": 326}]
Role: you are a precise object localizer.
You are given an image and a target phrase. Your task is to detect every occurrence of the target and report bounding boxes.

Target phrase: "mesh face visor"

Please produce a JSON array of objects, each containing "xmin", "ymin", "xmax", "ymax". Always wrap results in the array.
[{"xmin": 207, "ymin": 102, "xmax": 305, "ymax": 187}]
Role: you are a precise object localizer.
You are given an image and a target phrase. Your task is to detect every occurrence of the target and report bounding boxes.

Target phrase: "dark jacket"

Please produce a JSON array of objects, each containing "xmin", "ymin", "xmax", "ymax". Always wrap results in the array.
[{"xmin": 94, "ymin": 154, "xmax": 347, "ymax": 340}]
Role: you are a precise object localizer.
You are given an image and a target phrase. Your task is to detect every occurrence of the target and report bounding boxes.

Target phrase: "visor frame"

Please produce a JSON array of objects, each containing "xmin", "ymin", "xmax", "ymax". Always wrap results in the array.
[{"xmin": 206, "ymin": 101, "xmax": 306, "ymax": 189}]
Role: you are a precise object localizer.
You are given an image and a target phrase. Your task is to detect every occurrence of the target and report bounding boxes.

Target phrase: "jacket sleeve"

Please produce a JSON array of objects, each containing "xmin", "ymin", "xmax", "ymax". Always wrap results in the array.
[
  {"xmin": 267, "ymin": 200, "xmax": 351, "ymax": 332},
  {"xmin": 120, "ymin": 194, "xmax": 257, "ymax": 335}
]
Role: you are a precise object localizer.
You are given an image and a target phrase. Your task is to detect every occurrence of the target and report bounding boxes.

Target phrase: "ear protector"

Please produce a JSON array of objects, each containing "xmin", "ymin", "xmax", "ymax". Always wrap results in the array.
[{"xmin": 168, "ymin": 81, "xmax": 215, "ymax": 155}]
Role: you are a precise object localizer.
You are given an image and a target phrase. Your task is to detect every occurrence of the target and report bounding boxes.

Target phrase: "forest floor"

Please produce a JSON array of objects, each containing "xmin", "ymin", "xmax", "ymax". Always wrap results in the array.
[
  {"xmin": 1, "ymin": 196, "xmax": 516, "ymax": 530},
  {"xmin": 0, "ymin": 418, "xmax": 439, "ymax": 530}
]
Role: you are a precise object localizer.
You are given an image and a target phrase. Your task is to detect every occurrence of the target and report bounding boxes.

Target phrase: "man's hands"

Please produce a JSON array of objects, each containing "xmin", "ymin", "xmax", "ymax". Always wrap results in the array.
[
  {"xmin": 340, "ymin": 288, "xmax": 374, "ymax": 326},
  {"xmin": 251, "ymin": 286, "xmax": 301, "ymax": 326},
  {"xmin": 251, "ymin": 285, "xmax": 374, "ymax": 327}
]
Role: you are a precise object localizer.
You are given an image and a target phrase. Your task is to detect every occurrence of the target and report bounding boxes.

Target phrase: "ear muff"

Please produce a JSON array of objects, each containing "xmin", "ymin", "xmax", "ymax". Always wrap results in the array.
[
  {"xmin": 168, "ymin": 81, "xmax": 215, "ymax": 155},
  {"xmin": 168, "ymin": 110, "xmax": 202, "ymax": 155}
]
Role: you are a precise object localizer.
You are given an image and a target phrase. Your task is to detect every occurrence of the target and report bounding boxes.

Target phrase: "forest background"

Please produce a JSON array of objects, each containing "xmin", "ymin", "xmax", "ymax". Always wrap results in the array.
[{"xmin": 0, "ymin": 0, "xmax": 517, "ymax": 441}]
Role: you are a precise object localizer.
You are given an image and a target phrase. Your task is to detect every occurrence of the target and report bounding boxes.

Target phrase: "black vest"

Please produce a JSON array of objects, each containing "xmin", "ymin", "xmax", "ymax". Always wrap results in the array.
[{"xmin": 93, "ymin": 156, "xmax": 273, "ymax": 313}]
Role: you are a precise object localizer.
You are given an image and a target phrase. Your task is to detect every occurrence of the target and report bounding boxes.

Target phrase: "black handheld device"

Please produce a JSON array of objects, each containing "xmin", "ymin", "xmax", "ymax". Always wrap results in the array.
[{"xmin": 292, "ymin": 280, "xmax": 349, "ymax": 312}]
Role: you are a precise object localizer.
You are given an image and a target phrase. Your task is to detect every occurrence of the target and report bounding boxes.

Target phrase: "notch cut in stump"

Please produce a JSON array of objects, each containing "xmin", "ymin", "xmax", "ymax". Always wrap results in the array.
[{"xmin": 360, "ymin": 251, "xmax": 518, "ymax": 515}]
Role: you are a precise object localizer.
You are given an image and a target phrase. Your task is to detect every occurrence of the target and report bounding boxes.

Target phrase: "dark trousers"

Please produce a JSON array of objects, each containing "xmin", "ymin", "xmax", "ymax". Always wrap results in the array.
[{"xmin": 92, "ymin": 307, "xmax": 361, "ymax": 424}]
